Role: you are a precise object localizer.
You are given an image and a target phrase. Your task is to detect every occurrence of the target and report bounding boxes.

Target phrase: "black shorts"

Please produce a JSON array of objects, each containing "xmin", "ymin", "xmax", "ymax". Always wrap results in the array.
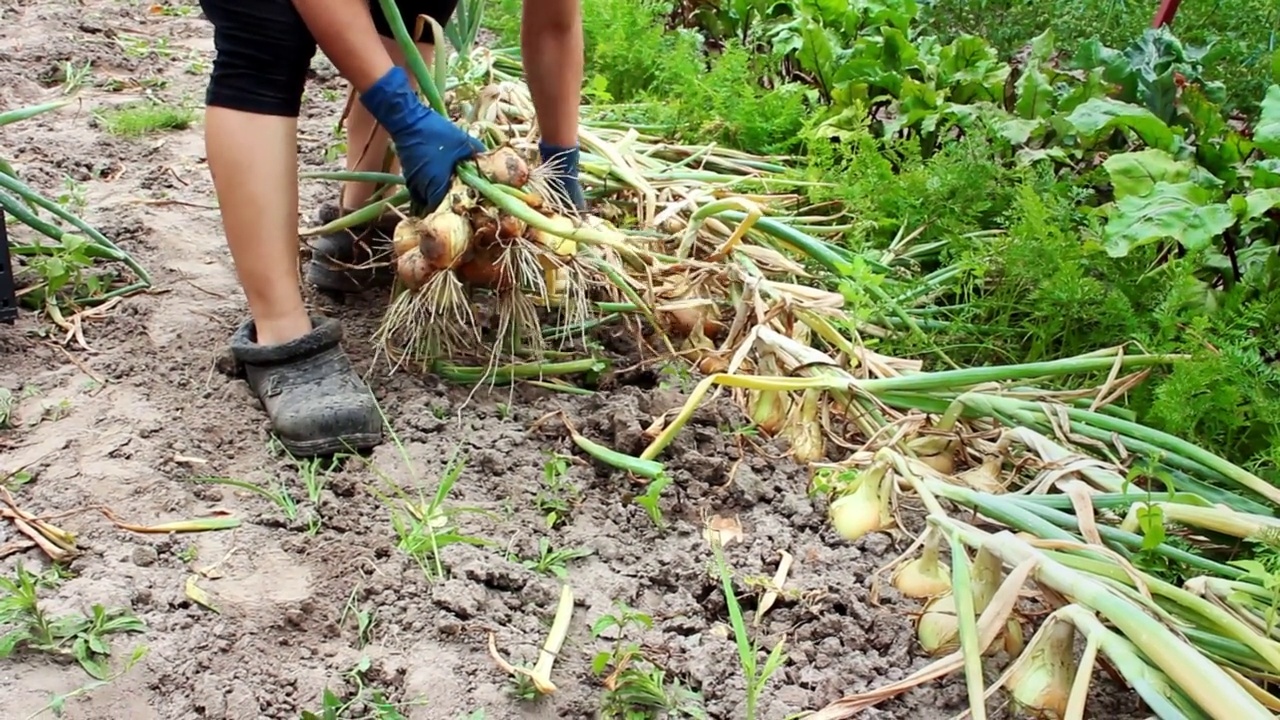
[{"xmin": 198, "ymin": 0, "xmax": 458, "ymax": 118}]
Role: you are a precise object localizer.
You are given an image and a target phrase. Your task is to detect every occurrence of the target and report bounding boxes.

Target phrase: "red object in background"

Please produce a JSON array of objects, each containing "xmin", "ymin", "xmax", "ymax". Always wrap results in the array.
[{"xmin": 1151, "ymin": 0, "xmax": 1183, "ymax": 27}]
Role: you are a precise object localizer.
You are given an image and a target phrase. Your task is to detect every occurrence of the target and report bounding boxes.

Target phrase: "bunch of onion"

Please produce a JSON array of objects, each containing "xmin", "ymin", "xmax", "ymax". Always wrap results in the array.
[
  {"xmin": 810, "ymin": 508, "xmax": 1280, "ymax": 720},
  {"xmin": 357, "ymin": 6, "xmax": 660, "ymax": 368},
  {"xmin": 915, "ymin": 544, "xmax": 1023, "ymax": 658},
  {"xmin": 382, "ymin": 181, "xmax": 599, "ymax": 366},
  {"xmin": 735, "ymin": 328, "xmax": 1178, "ymax": 475}
]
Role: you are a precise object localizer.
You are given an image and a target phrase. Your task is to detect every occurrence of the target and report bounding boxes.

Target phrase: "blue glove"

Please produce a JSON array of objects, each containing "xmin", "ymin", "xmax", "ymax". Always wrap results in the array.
[
  {"xmin": 539, "ymin": 140, "xmax": 587, "ymax": 212},
  {"xmin": 360, "ymin": 66, "xmax": 485, "ymax": 211}
]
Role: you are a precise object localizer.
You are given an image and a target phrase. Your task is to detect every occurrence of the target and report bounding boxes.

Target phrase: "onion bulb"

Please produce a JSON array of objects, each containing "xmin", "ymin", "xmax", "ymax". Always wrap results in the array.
[
  {"xmin": 958, "ymin": 455, "xmax": 1004, "ymax": 493},
  {"xmin": 395, "ymin": 247, "xmax": 433, "ymax": 290},
  {"xmin": 476, "ymin": 146, "xmax": 530, "ymax": 188},
  {"xmin": 445, "ymin": 178, "xmax": 477, "ymax": 215},
  {"xmin": 660, "ymin": 299, "xmax": 724, "ymax": 341},
  {"xmin": 696, "ymin": 353, "xmax": 729, "ymax": 375},
  {"xmin": 392, "ymin": 218, "xmax": 420, "ymax": 258},
  {"xmin": 916, "ymin": 592, "xmax": 959, "ymax": 655},
  {"xmin": 892, "ymin": 531, "xmax": 951, "ymax": 599},
  {"xmin": 497, "ymin": 213, "xmax": 527, "ymax": 243},
  {"xmin": 784, "ymin": 389, "xmax": 825, "ymax": 464},
  {"xmin": 1006, "ymin": 618, "xmax": 1075, "ymax": 719},
  {"xmin": 916, "ymin": 594, "xmax": 1021, "ymax": 657},
  {"xmin": 907, "ymin": 434, "xmax": 958, "ymax": 475},
  {"xmin": 748, "ymin": 389, "xmax": 789, "ymax": 436},
  {"xmin": 828, "ymin": 459, "xmax": 892, "ymax": 542},
  {"xmin": 527, "ymin": 224, "xmax": 577, "ymax": 257},
  {"xmin": 470, "ymin": 209, "xmax": 499, "ymax": 247},
  {"xmin": 455, "ymin": 243, "xmax": 513, "ymax": 290},
  {"xmin": 419, "ymin": 210, "xmax": 473, "ymax": 271}
]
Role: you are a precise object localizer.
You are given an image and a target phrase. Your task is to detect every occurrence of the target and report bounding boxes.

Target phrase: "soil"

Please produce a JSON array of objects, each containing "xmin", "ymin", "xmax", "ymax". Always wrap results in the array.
[{"xmin": 0, "ymin": 1, "xmax": 1151, "ymax": 719}]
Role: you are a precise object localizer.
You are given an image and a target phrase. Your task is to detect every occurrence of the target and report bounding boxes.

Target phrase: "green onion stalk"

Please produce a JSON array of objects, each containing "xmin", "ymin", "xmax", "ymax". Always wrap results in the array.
[
  {"xmin": 935, "ymin": 516, "xmax": 1275, "ymax": 719},
  {"xmin": 942, "ymin": 392, "xmax": 1280, "ymax": 507}
]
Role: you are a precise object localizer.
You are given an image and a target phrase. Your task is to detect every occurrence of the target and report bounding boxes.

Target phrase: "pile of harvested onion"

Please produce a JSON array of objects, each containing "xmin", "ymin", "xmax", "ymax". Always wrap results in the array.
[{"xmin": 391, "ymin": 146, "xmax": 583, "ymax": 301}]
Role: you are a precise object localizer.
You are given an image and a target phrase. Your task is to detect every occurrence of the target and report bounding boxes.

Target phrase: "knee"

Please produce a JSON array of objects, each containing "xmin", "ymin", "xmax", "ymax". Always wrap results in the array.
[{"xmin": 202, "ymin": 1, "xmax": 316, "ymax": 117}]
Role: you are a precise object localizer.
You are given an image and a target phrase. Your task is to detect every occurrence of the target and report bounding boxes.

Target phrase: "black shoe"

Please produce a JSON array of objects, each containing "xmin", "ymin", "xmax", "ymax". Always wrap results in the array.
[
  {"xmin": 229, "ymin": 315, "xmax": 383, "ymax": 457},
  {"xmin": 304, "ymin": 202, "xmax": 398, "ymax": 294}
]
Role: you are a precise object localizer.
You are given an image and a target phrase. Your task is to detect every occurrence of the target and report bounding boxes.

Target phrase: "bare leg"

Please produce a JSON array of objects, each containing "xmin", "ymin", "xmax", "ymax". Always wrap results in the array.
[
  {"xmin": 205, "ymin": 106, "xmax": 311, "ymax": 345},
  {"xmin": 340, "ymin": 37, "xmax": 435, "ymax": 211},
  {"xmin": 522, "ymin": 0, "xmax": 583, "ymax": 148}
]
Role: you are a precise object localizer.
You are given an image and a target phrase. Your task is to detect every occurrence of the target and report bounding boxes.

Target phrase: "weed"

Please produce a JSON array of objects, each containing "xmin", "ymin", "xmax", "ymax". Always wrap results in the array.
[
  {"xmin": 633, "ymin": 474, "xmax": 671, "ymax": 528},
  {"xmin": 56, "ymin": 177, "xmax": 87, "ymax": 216},
  {"xmin": 299, "ymin": 656, "xmax": 426, "ymax": 719},
  {"xmin": 17, "ymin": 233, "xmax": 120, "ymax": 315},
  {"xmin": 340, "ymin": 587, "xmax": 378, "ymax": 649},
  {"xmin": 590, "ymin": 602, "xmax": 707, "ymax": 719},
  {"xmin": 0, "ymin": 564, "xmax": 147, "ymax": 681},
  {"xmin": 96, "ymin": 101, "xmax": 196, "ymax": 137},
  {"xmin": 364, "ymin": 447, "xmax": 496, "ymax": 581},
  {"xmin": 195, "ymin": 475, "xmax": 299, "ymax": 523},
  {"xmin": 0, "ymin": 388, "xmax": 15, "ymax": 429},
  {"xmin": 56, "ymin": 60, "xmax": 94, "ymax": 96},
  {"xmin": 115, "ymin": 34, "xmax": 182, "ymax": 60},
  {"xmin": 708, "ymin": 542, "xmax": 786, "ymax": 720},
  {"xmin": 22, "ymin": 645, "xmax": 148, "ymax": 720},
  {"xmin": 2, "ymin": 469, "xmax": 35, "ymax": 491},
  {"xmin": 534, "ymin": 451, "xmax": 580, "ymax": 529},
  {"xmin": 515, "ymin": 537, "xmax": 594, "ymax": 579}
]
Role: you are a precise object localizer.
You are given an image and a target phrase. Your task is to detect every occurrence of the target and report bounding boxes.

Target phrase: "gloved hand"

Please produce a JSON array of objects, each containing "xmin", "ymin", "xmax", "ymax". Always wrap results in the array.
[
  {"xmin": 360, "ymin": 66, "xmax": 485, "ymax": 211},
  {"xmin": 538, "ymin": 140, "xmax": 587, "ymax": 212}
]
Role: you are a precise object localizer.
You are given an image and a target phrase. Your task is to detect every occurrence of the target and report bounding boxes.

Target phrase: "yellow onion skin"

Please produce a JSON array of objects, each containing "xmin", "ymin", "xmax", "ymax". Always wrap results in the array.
[{"xmin": 892, "ymin": 556, "xmax": 951, "ymax": 599}]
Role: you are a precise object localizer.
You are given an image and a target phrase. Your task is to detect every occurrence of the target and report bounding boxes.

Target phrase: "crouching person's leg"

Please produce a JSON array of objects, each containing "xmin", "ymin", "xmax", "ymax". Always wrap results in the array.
[{"xmin": 304, "ymin": 0, "xmax": 457, "ymax": 295}]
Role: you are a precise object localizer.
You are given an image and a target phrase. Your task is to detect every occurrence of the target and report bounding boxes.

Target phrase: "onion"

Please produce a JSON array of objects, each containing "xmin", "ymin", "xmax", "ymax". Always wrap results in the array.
[
  {"xmin": 395, "ymin": 247, "xmax": 433, "ymax": 290},
  {"xmin": 748, "ymin": 389, "xmax": 789, "ymax": 436},
  {"xmin": 829, "ymin": 459, "xmax": 892, "ymax": 542},
  {"xmin": 892, "ymin": 531, "xmax": 951, "ymax": 599},
  {"xmin": 917, "ymin": 592, "xmax": 959, "ymax": 655},
  {"xmin": 958, "ymin": 455, "xmax": 1004, "ymax": 492},
  {"xmin": 476, "ymin": 146, "xmax": 530, "ymax": 188},
  {"xmin": 784, "ymin": 389, "xmax": 825, "ymax": 463},
  {"xmin": 659, "ymin": 299, "xmax": 725, "ymax": 341},
  {"xmin": 907, "ymin": 434, "xmax": 958, "ymax": 475},
  {"xmin": 392, "ymin": 218, "xmax": 420, "ymax": 258},
  {"xmin": 1006, "ymin": 618, "xmax": 1075, "ymax": 719},
  {"xmin": 456, "ymin": 243, "xmax": 513, "ymax": 290},
  {"xmin": 419, "ymin": 210, "xmax": 473, "ymax": 271},
  {"xmin": 696, "ymin": 353, "xmax": 729, "ymax": 375},
  {"xmin": 497, "ymin": 213, "xmax": 527, "ymax": 243},
  {"xmin": 527, "ymin": 224, "xmax": 577, "ymax": 257},
  {"xmin": 470, "ymin": 209, "xmax": 499, "ymax": 247}
]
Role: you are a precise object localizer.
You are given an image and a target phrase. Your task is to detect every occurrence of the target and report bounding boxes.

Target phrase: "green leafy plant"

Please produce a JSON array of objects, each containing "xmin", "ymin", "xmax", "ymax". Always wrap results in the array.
[
  {"xmin": 0, "ymin": 564, "xmax": 146, "ymax": 681},
  {"xmin": 590, "ymin": 603, "xmax": 707, "ymax": 719},
  {"xmin": 366, "ymin": 448, "xmax": 497, "ymax": 580},
  {"xmin": 534, "ymin": 451, "xmax": 580, "ymax": 529},
  {"xmin": 299, "ymin": 656, "xmax": 426, "ymax": 719},
  {"xmin": 708, "ymin": 541, "xmax": 786, "ymax": 720},
  {"xmin": 516, "ymin": 537, "xmax": 594, "ymax": 578}
]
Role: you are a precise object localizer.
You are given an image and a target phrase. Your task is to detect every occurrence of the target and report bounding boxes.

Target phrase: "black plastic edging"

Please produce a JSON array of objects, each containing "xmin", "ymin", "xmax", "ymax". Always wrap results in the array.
[{"xmin": 0, "ymin": 211, "xmax": 17, "ymax": 324}]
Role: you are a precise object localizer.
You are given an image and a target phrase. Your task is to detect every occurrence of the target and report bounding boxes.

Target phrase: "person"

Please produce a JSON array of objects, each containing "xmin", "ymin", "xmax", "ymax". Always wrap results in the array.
[{"xmin": 196, "ymin": 0, "xmax": 585, "ymax": 457}]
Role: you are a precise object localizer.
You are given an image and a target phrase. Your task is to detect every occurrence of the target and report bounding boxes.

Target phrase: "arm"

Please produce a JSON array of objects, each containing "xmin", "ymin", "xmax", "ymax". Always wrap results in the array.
[
  {"xmin": 291, "ymin": 0, "xmax": 395, "ymax": 92},
  {"xmin": 521, "ymin": 0, "xmax": 583, "ymax": 148}
]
